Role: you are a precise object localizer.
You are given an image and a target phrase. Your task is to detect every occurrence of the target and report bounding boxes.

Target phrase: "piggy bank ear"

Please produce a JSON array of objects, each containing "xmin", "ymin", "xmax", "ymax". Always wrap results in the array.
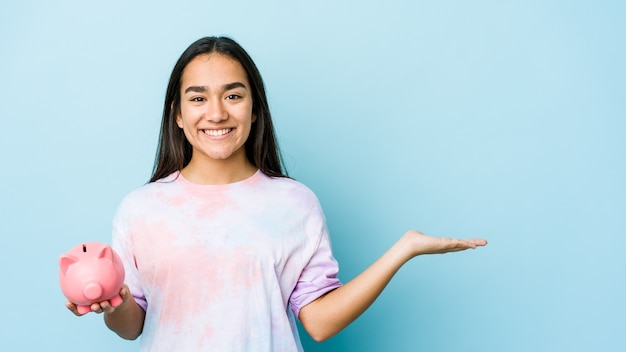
[
  {"xmin": 59, "ymin": 255, "xmax": 78, "ymax": 274},
  {"xmin": 98, "ymin": 245, "xmax": 113, "ymax": 260}
]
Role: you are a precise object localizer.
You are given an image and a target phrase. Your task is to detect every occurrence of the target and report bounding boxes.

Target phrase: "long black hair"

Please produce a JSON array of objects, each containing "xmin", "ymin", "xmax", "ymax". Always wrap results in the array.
[{"xmin": 150, "ymin": 36, "xmax": 287, "ymax": 183}]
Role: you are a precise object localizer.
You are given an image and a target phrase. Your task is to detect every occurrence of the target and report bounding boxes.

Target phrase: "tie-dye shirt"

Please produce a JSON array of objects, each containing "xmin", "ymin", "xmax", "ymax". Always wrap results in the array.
[{"xmin": 111, "ymin": 170, "xmax": 342, "ymax": 351}]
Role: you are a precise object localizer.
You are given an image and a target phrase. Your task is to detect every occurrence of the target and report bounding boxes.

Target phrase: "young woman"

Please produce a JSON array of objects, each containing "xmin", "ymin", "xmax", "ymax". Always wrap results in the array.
[{"xmin": 66, "ymin": 36, "xmax": 487, "ymax": 351}]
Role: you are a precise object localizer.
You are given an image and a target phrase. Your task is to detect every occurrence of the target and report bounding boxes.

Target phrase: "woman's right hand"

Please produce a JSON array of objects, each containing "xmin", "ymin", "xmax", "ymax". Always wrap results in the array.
[{"xmin": 65, "ymin": 284, "xmax": 132, "ymax": 316}]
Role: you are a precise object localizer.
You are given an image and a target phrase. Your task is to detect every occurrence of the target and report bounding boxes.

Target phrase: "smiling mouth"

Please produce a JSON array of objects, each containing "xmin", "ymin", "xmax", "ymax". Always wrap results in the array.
[{"xmin": 203, "ymin": 128, "xmax": 233, "ymax": 137}]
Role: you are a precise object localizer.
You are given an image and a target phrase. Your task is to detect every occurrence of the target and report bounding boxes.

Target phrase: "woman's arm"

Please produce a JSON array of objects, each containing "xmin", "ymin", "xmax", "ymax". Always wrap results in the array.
[
  {"xmin": 66, "ymin": 284, "xmax": 145, "ymax": 340},
  {"xmin": 298, "ymin": 230, "xmax": 487, "ymax": 342}
]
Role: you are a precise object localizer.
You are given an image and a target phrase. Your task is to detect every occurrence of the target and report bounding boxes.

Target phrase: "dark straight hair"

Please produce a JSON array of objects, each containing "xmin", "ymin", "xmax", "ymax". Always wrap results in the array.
[{"xmin": 149, "ymin": 36, "xmax": 287, "ymax": 183}]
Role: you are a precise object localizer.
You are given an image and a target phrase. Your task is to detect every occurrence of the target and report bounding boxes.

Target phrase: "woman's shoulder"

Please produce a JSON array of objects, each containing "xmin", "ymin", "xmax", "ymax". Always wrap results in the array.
[
  {"xmin": 260, "ymin": 173, "xmax": 312, "ymax": 192},
  {"xmin": 258, "ymin": 173, "xmax": 321, "ymax": 205},
  {"xmin": 119, "ymin": 173, "xmax": 179, "ymax": 204}
]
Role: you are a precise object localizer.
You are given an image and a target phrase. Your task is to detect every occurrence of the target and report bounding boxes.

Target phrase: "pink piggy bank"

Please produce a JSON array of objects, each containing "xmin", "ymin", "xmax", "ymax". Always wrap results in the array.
[{"xmin": 59, "ymin": 242, "xmax": 125, "ymax": 314}]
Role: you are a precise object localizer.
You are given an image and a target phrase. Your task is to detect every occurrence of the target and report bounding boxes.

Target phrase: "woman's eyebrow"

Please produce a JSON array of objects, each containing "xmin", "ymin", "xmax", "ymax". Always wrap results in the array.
[
  {"xmin": 223, "ymin": 82, "xmax": 247, "ymax": 91},
  {"xmin": 184, "ymin": 82, "xmax": 247, "ymax": 94},
  {"xmin": 184, "ymin": 85, "xmax": 207, "ymax": 94}
]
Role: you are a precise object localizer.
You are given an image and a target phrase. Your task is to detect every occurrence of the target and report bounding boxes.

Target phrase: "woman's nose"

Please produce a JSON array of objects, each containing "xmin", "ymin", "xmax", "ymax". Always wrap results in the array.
[{"xmin": 205, "ymin": 98, "xmax": 228, "ymax": 122}]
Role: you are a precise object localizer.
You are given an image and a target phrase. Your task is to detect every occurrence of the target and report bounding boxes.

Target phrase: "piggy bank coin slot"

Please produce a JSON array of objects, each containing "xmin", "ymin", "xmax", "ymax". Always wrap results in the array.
[{"xmin": 83, "ymin": 244, "xmax": 87, "ymax": 252}]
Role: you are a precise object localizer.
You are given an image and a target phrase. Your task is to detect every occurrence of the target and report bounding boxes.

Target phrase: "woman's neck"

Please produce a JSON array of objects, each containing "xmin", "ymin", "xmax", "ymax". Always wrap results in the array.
[{"xmin": 181, "ymin": 157, "xmax": 258, "ymax": 185}]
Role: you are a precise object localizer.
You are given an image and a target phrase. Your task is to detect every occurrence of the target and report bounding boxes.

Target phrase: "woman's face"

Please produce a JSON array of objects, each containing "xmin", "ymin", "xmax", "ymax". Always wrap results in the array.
[{"xmin": 176, "ymin": 53, "xmax": 255, "ymax": 167}]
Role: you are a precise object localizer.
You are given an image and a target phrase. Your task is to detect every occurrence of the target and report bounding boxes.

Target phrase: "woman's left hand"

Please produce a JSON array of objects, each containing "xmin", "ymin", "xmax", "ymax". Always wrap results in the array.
[{"xmin": 401, "ymin": 230, "xmax": 488, "ymax": 257}]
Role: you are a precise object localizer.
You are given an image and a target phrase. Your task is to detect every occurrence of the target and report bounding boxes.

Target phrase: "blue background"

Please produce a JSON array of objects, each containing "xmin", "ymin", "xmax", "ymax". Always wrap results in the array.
[{"xmin": 1, "ymin": 1, "xmax": 624, "ymax": 351}]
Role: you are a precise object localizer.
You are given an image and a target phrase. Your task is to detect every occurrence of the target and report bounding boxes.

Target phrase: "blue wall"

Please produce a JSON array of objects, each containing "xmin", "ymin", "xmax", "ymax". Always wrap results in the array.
[{"xmin": 1, "ymin": 1, "xmax": 624, "ymax": 351}]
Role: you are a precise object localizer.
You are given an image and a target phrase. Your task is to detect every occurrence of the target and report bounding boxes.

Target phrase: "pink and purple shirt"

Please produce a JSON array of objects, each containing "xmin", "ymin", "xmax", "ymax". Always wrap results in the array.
[{"xmin": 111, "ymin": 170, "xmax": 342, "ymax": 351}]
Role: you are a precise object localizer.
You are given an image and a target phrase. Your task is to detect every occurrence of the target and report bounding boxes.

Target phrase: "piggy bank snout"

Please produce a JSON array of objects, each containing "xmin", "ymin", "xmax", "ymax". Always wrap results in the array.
[{"xmin": 83, "ymin": 281, "xmax": 104, "ymax": 300}]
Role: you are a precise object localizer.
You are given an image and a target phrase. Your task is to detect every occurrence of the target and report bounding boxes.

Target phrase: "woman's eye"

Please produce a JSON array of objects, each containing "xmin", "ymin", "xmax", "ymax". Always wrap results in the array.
[
  {"xmin": 191, "ymin": 97, "xmax": 205, "ymax": 102},
  {"xmin": 226, "ymin": 94, "xmax": 241, "ymax": 100}
]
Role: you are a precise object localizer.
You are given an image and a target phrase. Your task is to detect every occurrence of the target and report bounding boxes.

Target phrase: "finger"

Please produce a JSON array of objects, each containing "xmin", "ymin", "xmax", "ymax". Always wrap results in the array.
[
  {"xmin": 454, "ymin": 238, "xmax": 488, "ymax": 248},
  {"xmin": 65, "ymin": 302, "xmax": 83, "ymax": 316},
  {"xmin": 462, "ymin": 238, "xmax": 488, "ymax": 246},
  {"xmin": 462, "ymin": 238, "xmax": 483, "ymax": 241},
  {"xmin": 475, "ymin": 238, "xmax": 488, "ymax": 246},
  {"xmin": 444, "ymin": 238, "xmax": 475, "ymax": 249},
  {"xmin": 91, "ymin": 302, "xmax": 104, "ymax": 314},
  {"xmin": 120, "ymin": 284, "xmax": 131, "ymax": 300},
  {"xmin": 458, "ymin": 240, "xmax": 478, "ymax": 249},
  {"xmin": 104, "ymin": 302, "xmax": 120, "ymax": 314},
  {"xmin": 443, "ymin": 246, "xmax": 470, "ymax": 253},
  {"xmin": 440, "ymin": 240, "xmax": 478, "ymax": 252},
  {"xmin": 101, "ymin": 285, "xmax": 131, "ymax": 314}
]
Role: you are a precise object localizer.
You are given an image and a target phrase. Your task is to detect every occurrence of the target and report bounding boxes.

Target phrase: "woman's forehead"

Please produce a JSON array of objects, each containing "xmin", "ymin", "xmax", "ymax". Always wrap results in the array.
[{"xmin": 181, "ymin": 53, "xmax": 248, "ymax": 86}]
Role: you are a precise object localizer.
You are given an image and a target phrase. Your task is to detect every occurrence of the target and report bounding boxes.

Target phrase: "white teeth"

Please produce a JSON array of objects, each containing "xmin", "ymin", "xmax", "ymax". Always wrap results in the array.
[{"xmin": 204, "ymin": 128, "xmax": 232, "ymax": 136}]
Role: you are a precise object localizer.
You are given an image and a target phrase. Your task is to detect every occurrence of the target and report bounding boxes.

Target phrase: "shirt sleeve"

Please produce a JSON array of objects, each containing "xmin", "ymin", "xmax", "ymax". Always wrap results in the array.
[
  {"xmin": 289, "ymin": 217, "xmax": 342, "ymax": 319},
  {"xmin": 111, "ymin": 205, "xmax": 148, "ymax": 312}
]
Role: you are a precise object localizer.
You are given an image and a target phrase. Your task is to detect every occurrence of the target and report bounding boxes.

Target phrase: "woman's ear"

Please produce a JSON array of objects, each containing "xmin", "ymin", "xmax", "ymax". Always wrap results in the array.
[
  {"xmin": 176, "ymin": 114, "xmax": 183, "ymax": 128},
  {"xmin": 174, "ymin": 103, "xmax": 183, "ymax": 128}
]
